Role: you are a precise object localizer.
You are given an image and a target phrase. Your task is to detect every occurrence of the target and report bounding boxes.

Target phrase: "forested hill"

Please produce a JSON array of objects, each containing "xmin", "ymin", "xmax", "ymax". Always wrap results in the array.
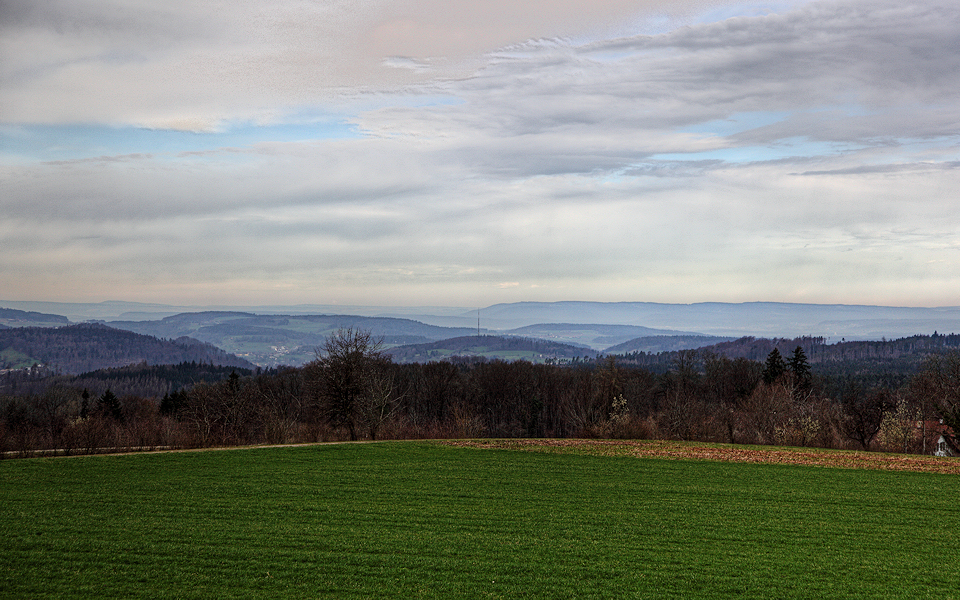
[
  {"xmin": 2, "ymin": 361, "xmax": 256, "ymax": 399},
  {"xmin": 0, "ymin": 324, "xmax": 255, "ymax": 374},
  {"xmin": 387, "ymin": 335, "xmax": 590, "ymax": 363},
  {"xmin": 604, "ymin": 335, "xmax": 736, "ymax": 354},
  {"xmin": 693, "ymin": 333, "xmax": 959, "ymax": 363},
  {"xmin": 612, "ymin": 333, "xmax": 960, "ymax": 384},
  {"xmin": 106, "ymin": 311, "xmax": 483, "ymax": 367},
  {"xmin": 0, "ymin": 307, "xmax": 70, "ymax": 326}
]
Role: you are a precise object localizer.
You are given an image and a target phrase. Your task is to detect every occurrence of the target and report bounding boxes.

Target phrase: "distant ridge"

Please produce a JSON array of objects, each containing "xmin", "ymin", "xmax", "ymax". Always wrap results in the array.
[
  {"xmin": 105, "ymin": 312, "xmax": 484, "ymax": 367},
  {"xmin": 0, "ymin": 307, "xmax": 69, "ymax": 325},
  {"xmin": 502, "ymin": 323, "xmax": 703, "ymax": 350},
  {"xmin": 4, "ymin": 300, "xmax": 960, "ymax": 355},
  {"xmin": 471, "ymin": 301, "xmax": 960, "ymax": 339}
]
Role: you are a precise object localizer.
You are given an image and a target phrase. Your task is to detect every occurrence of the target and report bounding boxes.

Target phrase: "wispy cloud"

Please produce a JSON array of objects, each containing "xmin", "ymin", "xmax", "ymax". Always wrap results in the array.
[{"xmin": 2, "ymin": 0, "xmax": 959, "ymax": 307}]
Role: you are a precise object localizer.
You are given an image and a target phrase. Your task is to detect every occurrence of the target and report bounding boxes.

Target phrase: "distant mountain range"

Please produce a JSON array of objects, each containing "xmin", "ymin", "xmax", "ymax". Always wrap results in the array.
[
  {"xmin": 5, "ymin": 299, "xmax": 960, "ymax": 339},
  {"xmin": 104, "ymin": 312, "xmax": 482, "ymax": 367},
  {"xmin": 0, "ymin": 300, "xmax": 470, "ymax": 323},
  {"xmin": 3, "ymin": 316, "xmax": 960, "ymax": 391},
  {"xmin": 470, "ymin": 301, "xmax": 960, "ymax": 338},
  {"xmin": 3, "ymin": 300, "xmax": 960, "ymax": 368}
]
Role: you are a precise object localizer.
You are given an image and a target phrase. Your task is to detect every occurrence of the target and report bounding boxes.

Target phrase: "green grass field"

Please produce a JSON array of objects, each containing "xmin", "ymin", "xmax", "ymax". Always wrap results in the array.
[
  {"xmin": 0, "ymin": 347, "xmax": 39, "ymax": 370},
  {"xmin": 2, "ymin": 442, "xmax": 958, "ymax": 599}
]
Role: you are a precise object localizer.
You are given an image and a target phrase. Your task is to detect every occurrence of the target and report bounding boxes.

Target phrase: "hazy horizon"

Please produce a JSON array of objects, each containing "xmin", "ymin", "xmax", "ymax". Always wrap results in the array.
[
  {"xmin": 6, "ymin": 298, "xmax": 960, "ymax": 311},
  {"xmin": 3, "ymin": 0, "xmax": 959, "ymax": 308},
  {"xmin": 7, "ymin": 297, "xmax": 960, "ymax": 342}
]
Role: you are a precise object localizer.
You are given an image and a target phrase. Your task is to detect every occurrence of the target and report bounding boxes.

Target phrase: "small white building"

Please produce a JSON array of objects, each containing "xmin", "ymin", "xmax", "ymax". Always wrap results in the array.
[{"xmin": 934, "ymin": 434, "xmax": 957, "ymax": 457}]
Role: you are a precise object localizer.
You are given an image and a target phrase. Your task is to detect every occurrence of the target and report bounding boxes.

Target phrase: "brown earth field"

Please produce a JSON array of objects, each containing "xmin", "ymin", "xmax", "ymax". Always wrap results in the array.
[{"xmin": 437, "ymin": 439, "xmax": 960, "ymax": 475}]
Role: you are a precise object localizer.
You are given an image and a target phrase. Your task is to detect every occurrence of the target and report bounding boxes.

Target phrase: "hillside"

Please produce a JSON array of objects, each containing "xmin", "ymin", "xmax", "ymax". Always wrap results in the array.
[
  {"xmin": 386, "ymin": 335, "xmax": 592, "ymax": 364},
  {"xmin": 0, "ymin": 307, "xmax": 70, "ymax": 328},
  {"xmin": 611, "ymin": 333, "xmax": 960, "ymax": 388},
  {"xmin": 668, "ymin": 334, "xmax": 960, "ymax": 364},
  {"xmin": 604, "ymin": 334, "xmax": 736, "ymax": 354},
  {"xmin": 502, "ymin": 323, "xmax": 702, "ymax": 350},
  {"xmin": 107, "ymin": 312, "xmax": 482, "ymax": 367},
  {"xmin": 0, "ymin": 324, "xmax": 255, "ymax": 375},
  {"xmin": 2, "ymin": 361, "xmax": 256, "ymax": 399}
]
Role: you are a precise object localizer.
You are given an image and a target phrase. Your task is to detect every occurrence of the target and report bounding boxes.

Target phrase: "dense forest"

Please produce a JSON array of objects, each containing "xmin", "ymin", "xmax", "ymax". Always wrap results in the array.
[
  {"xmin": 614, "ymin": 333, "xmax": 960, "ymax": 377},
  {"xmin": 0, "ymin": 324, "xmax": 255, "ymax": 374},
  {"xmin": 2, "ymin": 362, "xmax": 256, "ymax": 400},
  {"xmin": 2, "ymin": 329, "xmax": 958, "ymax": 458}
]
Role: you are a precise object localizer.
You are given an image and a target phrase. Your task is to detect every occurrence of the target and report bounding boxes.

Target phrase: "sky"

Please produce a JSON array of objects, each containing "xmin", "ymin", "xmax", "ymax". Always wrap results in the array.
[{"xmin": 2, "ymin": 0, "xmax": 959, "ymax": 308}]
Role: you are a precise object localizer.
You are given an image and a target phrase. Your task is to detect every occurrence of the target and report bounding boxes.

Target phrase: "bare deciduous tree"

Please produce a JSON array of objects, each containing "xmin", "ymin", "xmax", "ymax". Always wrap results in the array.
[{"xmin": 308, "ymin": 328, "xmax": 388, "ymax": 441}]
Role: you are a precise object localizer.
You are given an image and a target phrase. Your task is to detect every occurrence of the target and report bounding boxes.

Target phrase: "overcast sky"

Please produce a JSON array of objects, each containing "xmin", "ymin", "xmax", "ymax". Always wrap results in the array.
[{"xmin": 2, "ymin": 0, "xmax": 958, "ymax": 308}]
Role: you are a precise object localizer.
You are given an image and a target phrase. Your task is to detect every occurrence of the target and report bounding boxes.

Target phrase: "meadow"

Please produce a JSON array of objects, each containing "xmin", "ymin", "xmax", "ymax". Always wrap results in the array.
[{"xmin": 1, "ymin": 441, "xmax": 958, "ymax": 599}]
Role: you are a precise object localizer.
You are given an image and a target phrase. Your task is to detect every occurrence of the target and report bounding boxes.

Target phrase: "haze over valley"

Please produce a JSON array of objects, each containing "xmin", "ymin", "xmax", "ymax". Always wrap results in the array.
[{"xmin": 3, "ymin": 299, "xmax": 960, "ymax": 368}]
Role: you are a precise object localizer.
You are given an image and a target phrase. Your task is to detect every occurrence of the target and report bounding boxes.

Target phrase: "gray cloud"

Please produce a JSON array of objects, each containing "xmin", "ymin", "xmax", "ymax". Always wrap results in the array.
[
  {"xmin": 3, "ymin": 0, "xmax": 960, "ymax": 306},
  {"xmin": 796, "ymin": 161, "xmax": 960, "ymax": 176},
  {"xmin": 0, "ymin": 0, "xmax": 714, "ymax": 129}
]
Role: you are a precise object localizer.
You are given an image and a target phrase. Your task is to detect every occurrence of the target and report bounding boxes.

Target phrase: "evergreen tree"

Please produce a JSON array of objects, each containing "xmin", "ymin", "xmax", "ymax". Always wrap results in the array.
[
  {"xmin": 159, "ymin": 389, "xmax": 188, "ymax": 416},
  {"xmin": 787, "ymin": 346, "xmax": 812, "ymax": 399},
  {"xmin": 98, "ymin": 388, "xmax": 123, "ymax": 422},
  {"xmin": 80, "ymin": 388, "xmax": 90, "ymax": 419},
  {"xmin": 762, "ymin": 348, "xmax": 786, "ymax": 385}
]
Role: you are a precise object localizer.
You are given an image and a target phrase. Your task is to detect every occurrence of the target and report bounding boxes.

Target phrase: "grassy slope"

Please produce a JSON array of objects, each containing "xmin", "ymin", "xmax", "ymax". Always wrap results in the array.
[
  {"xmin": 0, "ymin": 347, "xmax": 39, "ymax": 369},
  {"xmin": 1, "ymin": 442, "xmax": 958, "ymax": 599}
]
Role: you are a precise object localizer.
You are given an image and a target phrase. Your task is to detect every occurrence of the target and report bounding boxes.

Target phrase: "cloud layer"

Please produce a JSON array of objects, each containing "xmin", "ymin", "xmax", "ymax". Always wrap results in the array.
[{"xmin": 2, "ymin": 0, "xmax": 959, "ymax": 307}]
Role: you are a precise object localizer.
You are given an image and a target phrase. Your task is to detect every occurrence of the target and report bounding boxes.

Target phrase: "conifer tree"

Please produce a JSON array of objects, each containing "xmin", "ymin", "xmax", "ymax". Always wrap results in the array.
[
  {"xmin": 762, "ymin": 348, "xmax": 786, "ymax": 385},
  {"xmin": 80, "ymin": 388, "xmax": 90, "ymax": 420},
  {"xmin": 98, "ymin": 389, "xmax": 123, "ymax": 422},
  {"xmin": 787, "ymin": 346, "xmax": 812, "ymax": 399}
]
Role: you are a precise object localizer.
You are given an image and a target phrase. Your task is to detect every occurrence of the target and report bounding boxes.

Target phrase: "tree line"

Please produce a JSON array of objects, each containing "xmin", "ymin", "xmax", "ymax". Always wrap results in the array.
[
  {"xmin": 1, "ymin": 328, "xmax": 957, "ymax": 458},
  {"xmin": 616, "ymin": 333, "xmax": 960, "ymax": 370}
]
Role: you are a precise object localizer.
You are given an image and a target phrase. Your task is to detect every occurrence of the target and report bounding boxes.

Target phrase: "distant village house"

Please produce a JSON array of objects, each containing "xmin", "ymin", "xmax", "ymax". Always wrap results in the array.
[{"xmin": 935, "ymin": 433, "xmax": 957, "ymax": 457}]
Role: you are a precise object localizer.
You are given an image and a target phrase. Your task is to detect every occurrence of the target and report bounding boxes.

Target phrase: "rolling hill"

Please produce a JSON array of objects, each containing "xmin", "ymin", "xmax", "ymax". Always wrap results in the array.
[
  {"xmin": 603, "ymin": 334, "xmax": 737, "ymax": 354},
  {"xmin": 106, "ymin": 312, "xmax": 483, "ymax": 367},
  {"xmin": 0, "ymin": 323, "xmax": 254, "ymax": 375},
  {"xmin": 5, "ymin": 300, "xmax": 960, "ymax": 367},
  {"xmin": 0, "ymin": 307, "xmax": 70, "ymax": 328},
  {"xmin": 386, "ymin": 335, "xmax": 592, "ymax": 364},
  {"xmin": 502, "ymin": 323, "xmax": 704, "ymax": 350}
]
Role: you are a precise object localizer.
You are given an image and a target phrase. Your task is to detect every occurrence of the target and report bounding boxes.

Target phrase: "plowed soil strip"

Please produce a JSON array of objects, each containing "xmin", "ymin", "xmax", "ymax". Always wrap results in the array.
[{"xmin": 438, "ymin": 439, "xmax": 960, "ymax": 474}]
